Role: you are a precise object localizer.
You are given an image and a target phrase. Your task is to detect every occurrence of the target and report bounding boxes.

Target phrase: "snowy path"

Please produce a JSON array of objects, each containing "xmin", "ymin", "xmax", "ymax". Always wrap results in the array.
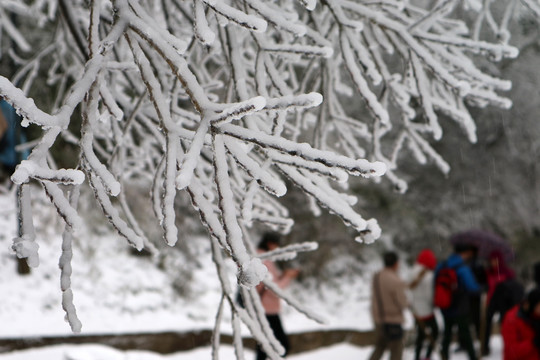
[{"xmin": 0, "ymin": 337, "xmax": 502, "ymax": 360}]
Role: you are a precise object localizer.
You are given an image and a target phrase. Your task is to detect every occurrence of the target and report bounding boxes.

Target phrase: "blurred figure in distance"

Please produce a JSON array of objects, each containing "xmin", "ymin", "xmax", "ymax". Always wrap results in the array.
[
  {"xmin": 483, "ymin": 250, "xmax": 523, "ymax": 355},
  {"xmin": 255, "ymin": 232, "xmax": 299, "ymax": 360},
  {"xmin": 409, "ymin": 249, "xmax": 439, "ymax": 360},
  {"xmin": 435, "ymin": 243, "xmax": 481, "ymax": 360},
  {"xmin": 369, "ymin": 251, "xmax": 408, "ymax": 360}
]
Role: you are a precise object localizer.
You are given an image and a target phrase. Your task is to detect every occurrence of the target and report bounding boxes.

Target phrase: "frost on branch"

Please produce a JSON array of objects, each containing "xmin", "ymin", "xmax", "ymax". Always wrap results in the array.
[{"xmin": 0, "ymin": 0, "xmax": 532, "ymax": 355}]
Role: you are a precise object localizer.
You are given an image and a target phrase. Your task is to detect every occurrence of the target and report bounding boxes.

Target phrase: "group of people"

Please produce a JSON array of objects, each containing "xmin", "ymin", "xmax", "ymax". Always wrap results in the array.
[
  {"xmin": 369, "ymin": 244, "xmax": 537, "ymax": 360},
  {"xmin": 246, "ymin": 232, "xmax": 539, "ymax": 360}
]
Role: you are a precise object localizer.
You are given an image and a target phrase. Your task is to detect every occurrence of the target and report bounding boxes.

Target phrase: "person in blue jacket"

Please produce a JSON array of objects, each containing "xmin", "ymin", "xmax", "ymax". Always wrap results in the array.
[
  {"xmin": 0, "ymin": 98, "xmax": 29, "ymax": 177},
  {"xmin": 436, "ymin": 243, "xmax": 481, "ymax": 360}
]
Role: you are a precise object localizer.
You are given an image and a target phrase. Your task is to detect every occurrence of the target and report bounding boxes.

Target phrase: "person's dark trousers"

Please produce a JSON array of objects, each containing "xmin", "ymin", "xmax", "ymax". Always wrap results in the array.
[
  {"xmin": 441, "ymin": 313, "xmax": 477, "ymax": 360},
  {"xmin": 469, "ymin": 294, "xmax": 481, "ymax": 339},
  {"xmin": 256, "ymin": 314, "xmax": 290, "ymax": 360},
  {"xmin": 483, "ymin": 279, "xmax": 525, "ymax": 355},
  {"xmin": 369, "ymin": 324, "xmax": 404, "ymax": 360},
  {"xmin": 414, "ymin": 317, "xmax": 439, "ymax": 360},
  {"xmin": 482, "ymin": 303, "xmax": 496, "ymax": 355}
]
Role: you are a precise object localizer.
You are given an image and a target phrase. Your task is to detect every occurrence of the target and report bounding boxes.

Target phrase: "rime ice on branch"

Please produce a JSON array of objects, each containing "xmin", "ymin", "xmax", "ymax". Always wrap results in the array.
[{"xmin": 0, "ymin": 0, "xmax": 532, "ymax": 356}]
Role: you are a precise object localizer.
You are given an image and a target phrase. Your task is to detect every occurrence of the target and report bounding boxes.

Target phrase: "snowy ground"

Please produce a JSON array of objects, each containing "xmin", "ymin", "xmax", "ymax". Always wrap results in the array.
[
  {"xmin": 0, "ymin": 186, "xmax": 503, "ymax": 359},
  {"xmin": 0, "ymin": 338, "xmax": 503, "ymax": 360}
]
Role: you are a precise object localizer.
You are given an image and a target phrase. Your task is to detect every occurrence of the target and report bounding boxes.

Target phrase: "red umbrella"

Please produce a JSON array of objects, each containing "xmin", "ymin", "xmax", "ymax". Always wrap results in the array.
[{"xmin": 450, "ymin": 229, "xmax": 514, "ymax": 263}]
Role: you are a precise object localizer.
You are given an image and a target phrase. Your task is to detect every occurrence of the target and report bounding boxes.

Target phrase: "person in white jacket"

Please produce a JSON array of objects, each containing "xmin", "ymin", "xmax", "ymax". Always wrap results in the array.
[{"xmin": 409, "ymin": 249, "xmax": 439, "ymax": 360}]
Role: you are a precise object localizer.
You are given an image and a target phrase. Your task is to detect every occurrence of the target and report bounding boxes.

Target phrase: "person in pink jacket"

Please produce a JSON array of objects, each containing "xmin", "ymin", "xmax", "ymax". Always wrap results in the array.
[{"xmin": 255, "ymin": 232, "xmax": 300, "ymax": 360}]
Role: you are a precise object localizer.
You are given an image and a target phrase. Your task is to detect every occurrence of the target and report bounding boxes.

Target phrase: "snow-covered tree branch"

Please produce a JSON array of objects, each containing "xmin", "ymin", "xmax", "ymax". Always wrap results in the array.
[{"xmin": 0, "ymin": 0, "xmax": 535, "ymax": 356}]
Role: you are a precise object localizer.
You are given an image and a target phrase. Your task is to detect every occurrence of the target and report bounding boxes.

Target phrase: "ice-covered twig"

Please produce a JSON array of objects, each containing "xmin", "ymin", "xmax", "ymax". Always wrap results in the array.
[
  {"xmin": 193, "ymin": 1, "xmax": 215, "ymax": 46},
  {"xmin": 209, "ymin": 96, "xmax": 266, "ymax": 125},
  {"xmin": 211, "ymin": 294, "xmax": 225, "ymax": 360},
  {"xmin": 257, "ymin": 242, "xmax": 319, "ymax": 261},
  {"xmin": 187, "ymin": 178, "xmax": 230, "ymax": 252},
  {"xmin": 11, "ymin": 160, "xmax": 85, "ymax": 186},
  {"xmin": 214, "ymin": 134, "xmax": 267, "ymax": 287},
  {"xmin": 220, "ymin": 124, "xmax": 387, "ymax": 177},
  {"xmin": 263, "ymin": 93, "xmax": 323, "ymax": 111},
  {"xmin": 231, "ymin": 310, "xmax": 245, "ymax": 360},
  {"xmin": 202, "ymin": 0, "xmax": 268, "ymax": 32},
  {"xmin": 225, "ymin": 137, "xmax": 287, "ymax": 197},
  {"xmin": 86, "ymin": 169, "xmax": 144, "ymax": 250},
  {"xmin": 117, "ymin": 190, "xmax": 157, "ymax": 254},
  {"xmin": 410, "ymin": 51, "xmax": 442, "ymax": 140},
  {"xmin": 15, "ymin": 184, "xmax": 36, "ymax": 264},
  {"xmin": 42, "ymin": 181, "xmax": 84, "ymax": 232},
  {"xmin": 59, "ymin": 185, "xmax": 82, "ymax": 333},
  {"xmin": 246, "ymin": 0, "xmax": 306, "ymax": 36},
  {"xmin": 262, "ymin": 279, "xmax": 326, "ymax": 324},
  {"xmin": 175, "ymin": 118, "xmax": 210, "ymax": 190},
  {"xmin": 162, "ymin": 134, "xmax": 180, "ymax": 246}
]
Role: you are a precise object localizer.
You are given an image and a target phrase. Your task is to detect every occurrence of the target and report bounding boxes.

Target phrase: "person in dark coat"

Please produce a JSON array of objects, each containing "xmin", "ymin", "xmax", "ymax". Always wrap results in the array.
[
  {"xmin": 534, "ymin": 261, "xmax": 540, "ymax": 288},
  {"xmin": 0, "ymin": 98, "xmax": 29, "ymax": 178},
  {"xmin": 436, "ymin": 243, "xmax": 481, "ymax": 360},
  {"xmin": 501, "ymin": 288, "xmax": 540, "ymax": 360},
  {"xmin": 482, "ymin": 250, "xmax": 523, "ymax": 355}
]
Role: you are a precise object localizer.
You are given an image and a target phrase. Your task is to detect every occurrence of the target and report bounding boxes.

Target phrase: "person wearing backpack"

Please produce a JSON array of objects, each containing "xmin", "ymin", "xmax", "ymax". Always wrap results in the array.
[
  {"xmin": 409, "ymin": 249, "xmax": 439, "ymax": 360},
  {"xmin": 435, "ymin": 243, "xmax": 481, "ymax": 360},
  {"xmin": 369, "ymin": 251, "xmax": 408, "ymax": 360}
]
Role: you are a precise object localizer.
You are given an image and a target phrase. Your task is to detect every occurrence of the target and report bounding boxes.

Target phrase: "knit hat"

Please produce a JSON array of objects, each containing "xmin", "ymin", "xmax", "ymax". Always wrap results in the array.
[{"xmin": 416, "ymin": 249, "xmax": 437, "ymax": 270}]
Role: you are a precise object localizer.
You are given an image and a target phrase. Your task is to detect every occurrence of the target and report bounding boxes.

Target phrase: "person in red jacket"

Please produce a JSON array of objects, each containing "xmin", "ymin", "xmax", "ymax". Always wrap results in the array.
[{"xmin": 501, "ymin": 288, "xmax": 540, "ymax": 360}]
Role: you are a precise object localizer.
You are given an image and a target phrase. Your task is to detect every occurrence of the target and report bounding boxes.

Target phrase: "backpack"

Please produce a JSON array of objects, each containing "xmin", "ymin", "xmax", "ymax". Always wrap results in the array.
[{"xmin": 434, "ymin": 262, "xmax": 462, "ymax": 309}]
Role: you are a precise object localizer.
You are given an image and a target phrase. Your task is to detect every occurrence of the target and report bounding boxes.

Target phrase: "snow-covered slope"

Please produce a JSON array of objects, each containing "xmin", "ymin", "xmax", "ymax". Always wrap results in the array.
[
  {"xmin": 0, "ymin": 185, "xmax": 229, "ymax": 336},
  {"xmin": 0, "ymin": 185, "xmax": 378, "ymax": 338}
]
